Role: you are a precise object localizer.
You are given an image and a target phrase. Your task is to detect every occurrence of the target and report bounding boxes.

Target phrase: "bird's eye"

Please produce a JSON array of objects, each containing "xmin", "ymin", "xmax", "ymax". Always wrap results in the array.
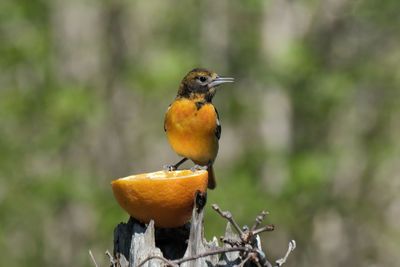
[{"xmin": 198, "ymin": 76, "xmax": 207, "ymax": 83}]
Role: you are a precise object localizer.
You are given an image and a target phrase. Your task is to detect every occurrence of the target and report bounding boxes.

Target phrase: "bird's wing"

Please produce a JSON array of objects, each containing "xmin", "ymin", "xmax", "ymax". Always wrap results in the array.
[
  {"xmin": 214, "ymin": 106, "xmax": 221, "ymax": 140},
  {"xmin": 164, "ymin": 104, "xmax": 171, "ymax": 132}
]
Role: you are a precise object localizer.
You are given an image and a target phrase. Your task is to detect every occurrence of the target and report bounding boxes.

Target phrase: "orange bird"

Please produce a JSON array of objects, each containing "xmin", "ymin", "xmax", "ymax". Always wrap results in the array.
[{"xmin": 164, "ymin": 68, "xmax": 234, "ymax": 189}]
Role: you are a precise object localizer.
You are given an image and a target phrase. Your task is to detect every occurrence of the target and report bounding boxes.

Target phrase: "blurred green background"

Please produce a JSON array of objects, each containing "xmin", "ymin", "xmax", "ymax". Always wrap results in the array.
[{"xmin": 1, "ymin": 0, "xmax": 400, "ymax": 266}]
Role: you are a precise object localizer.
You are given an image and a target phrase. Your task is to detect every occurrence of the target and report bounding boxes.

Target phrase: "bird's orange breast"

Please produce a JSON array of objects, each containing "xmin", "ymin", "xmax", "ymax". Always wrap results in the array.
[{"xmin": 164, "ymin": 98, "xmax": 218, "ymax": 164}]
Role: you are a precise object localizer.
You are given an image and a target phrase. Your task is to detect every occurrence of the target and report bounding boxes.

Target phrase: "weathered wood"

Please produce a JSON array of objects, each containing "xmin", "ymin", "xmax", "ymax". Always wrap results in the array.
[
  {"xmin": 113, "ymin": 207, "xmax": 251, "ymax": 266},
  {"xmin": 217, "ymin": 223, "xmax": 241, "ymax": 266},
  {"xmin": 129, "ymin": 220, "xmax": 163, "ymax": 267},
  {"xmin": 113, "ymin": 217, "xmax": 135, "ymax": 262},
  {"xmin": 111, "ymin": 193, "xmax": 295, "ymax": 267},
  {"xmin": 180, "ymin": 201, "xmax": 220, "ymax": 267}
]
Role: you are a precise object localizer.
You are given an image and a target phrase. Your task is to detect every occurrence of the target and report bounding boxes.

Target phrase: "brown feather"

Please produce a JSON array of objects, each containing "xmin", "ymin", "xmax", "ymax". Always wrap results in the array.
[{"xmin": 207, "ymin": 165, "xmax": 216, "ymax": 189}]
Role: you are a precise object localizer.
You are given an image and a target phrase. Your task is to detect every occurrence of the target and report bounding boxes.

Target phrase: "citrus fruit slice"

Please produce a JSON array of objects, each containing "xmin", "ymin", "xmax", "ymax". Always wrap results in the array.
[{"xmin": 111, "ymin": 169, "xmax": 208, "ymax": 228}]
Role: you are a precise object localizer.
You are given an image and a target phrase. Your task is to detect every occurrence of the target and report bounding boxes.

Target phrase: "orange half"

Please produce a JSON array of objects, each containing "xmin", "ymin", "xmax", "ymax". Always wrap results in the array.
[{"xmin": 111, "ymin": 170, "xmax": 208, "ymax": 228}]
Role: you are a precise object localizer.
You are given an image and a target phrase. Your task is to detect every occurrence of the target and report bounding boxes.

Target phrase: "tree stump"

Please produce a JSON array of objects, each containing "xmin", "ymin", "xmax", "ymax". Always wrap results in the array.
[{"xmin": 110, "ymin": 192, "xmax": 296, "ymax": 267}]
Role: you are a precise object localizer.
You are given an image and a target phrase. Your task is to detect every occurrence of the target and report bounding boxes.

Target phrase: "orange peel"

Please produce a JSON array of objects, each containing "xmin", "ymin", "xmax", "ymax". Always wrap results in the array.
[{"xmin": 111, "ymin": 169, "xmax": 208, "ymax": 228}]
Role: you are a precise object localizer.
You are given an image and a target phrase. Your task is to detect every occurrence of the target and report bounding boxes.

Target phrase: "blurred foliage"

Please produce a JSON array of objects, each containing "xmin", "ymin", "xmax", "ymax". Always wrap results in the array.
[{"xmin": 1, "ymin": 0, "xmax": 400, "ymax": 266}]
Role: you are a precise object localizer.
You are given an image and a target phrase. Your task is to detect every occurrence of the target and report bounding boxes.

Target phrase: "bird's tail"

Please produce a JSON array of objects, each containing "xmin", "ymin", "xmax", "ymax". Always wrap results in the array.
[{"xmin": 207, "ymin": 165, "xmax": 216, "ymax": 189}]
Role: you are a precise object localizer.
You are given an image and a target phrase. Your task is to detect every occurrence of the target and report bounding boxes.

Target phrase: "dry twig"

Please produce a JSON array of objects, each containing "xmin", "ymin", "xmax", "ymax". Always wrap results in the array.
[
  {"xmin": 137, "ymin": 246, "xmax": 253, "ymax": 267},
  {"xmin": 89, "ymin": 250, "xmax": 99, "ymax": 267},
  {"xmin": 212, "ymin": 204, "xmax": 274, "ymax": 244},
  {"xmin": 275, "ymin": 240, "xmax": 296, "ymax": 267},
  {"xmin": 136, "ymin": 255, "xmax": 176, "ymax": 267},
  {"xmin": 252, "ymin": 225, "xmax": 275, "ymax": 236},
  {"xmin": 105, "ymin": 250, "xmax": 118, "ymax": 267},
  {"xmin": 212, "ymin": 204, "xmax": 245, "ymax": 238},
  {"xmin": 220, "ymin": 236, "xmax": 241, "ymax": 247},
  {"xmin": 251, "ymin": 211, "xmax": 269, "ymax": 232}
]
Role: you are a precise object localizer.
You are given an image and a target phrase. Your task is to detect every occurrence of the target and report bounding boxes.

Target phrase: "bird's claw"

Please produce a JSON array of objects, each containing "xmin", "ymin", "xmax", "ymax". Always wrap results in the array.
[
  {"xmin": 190, "ymin": 164, "xmax": 208, "ymax": 172},
  {"xmin": 163, "ymin": 164, "xmax": 176, "ymax": 173}
]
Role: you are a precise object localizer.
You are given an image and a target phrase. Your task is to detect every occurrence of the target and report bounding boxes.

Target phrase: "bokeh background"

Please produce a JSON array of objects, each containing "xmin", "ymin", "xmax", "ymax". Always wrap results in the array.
[{"xmin": 1, "ymin": 0, "xmax": 400, "ymax": 266}]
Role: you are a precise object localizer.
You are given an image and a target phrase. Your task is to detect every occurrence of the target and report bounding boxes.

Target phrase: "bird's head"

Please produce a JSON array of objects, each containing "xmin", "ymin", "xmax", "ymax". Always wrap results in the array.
[{"xmin": 177, "ymin": 68, "xmax": 234, "ymax": 102}]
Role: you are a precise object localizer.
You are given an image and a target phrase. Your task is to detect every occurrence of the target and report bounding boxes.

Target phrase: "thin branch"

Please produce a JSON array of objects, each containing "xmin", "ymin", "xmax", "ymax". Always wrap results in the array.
[
  {"xmin": 275, "ymin": 240, "xmax": 296, "ymax": 267},
  {"xmin": 220, "ymin": 236, "xmax": 241, "ymax": 247},
  {"xmin": 212, "ymin": 204, "xmax": 245, "ymax": 238},
  {"xmin": 89, "ymin": 250, "xmax": 99, "ymax": 267},
  {"xmin": 251, "ymin": 211, "xmax": 269, "ymax": 232},
  {"xmin": 173, "ymin": 246, "xmax": 251, "ymax": 265},
  {"xmin": 138, "ymin": 246, "xmax": 254, "ymax": 267},
  {"xmin": 105, "ymin": 250, "xmax": 117, "ymax": 267},
  {"xmin": 253, "ymin": 258, "xmax": 264, "ymax": 267},
  {"xmin": 136, "ymin": 255, "xmax": 176, "ymax": 267},
  {"xmin": 238, "ymin": 253, "xmax": 253, "ymax": 267},
  {"xmin": 252, "ymin": 224, "xmax": 275, "ymax": 236}
]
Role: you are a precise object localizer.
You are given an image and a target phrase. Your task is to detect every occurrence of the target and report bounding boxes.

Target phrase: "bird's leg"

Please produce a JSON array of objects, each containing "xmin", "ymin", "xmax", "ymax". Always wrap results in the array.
[
  {"xmin": 190, "ymin": 160, "xmax": 213, "ymax": 172},
  {"xmin": 163, "ymin": 158, "xmax": 188, "ymax": 172},
  {"xmin": 173, "ymin": 157, "xmax": 188, "ymax": 169}
]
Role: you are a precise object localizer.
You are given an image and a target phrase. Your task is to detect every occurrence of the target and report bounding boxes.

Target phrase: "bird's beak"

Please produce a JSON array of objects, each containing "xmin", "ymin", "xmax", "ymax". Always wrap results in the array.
[{"xmin": 208, "ymin": 75, "xmax": 234, "ymax": 88}]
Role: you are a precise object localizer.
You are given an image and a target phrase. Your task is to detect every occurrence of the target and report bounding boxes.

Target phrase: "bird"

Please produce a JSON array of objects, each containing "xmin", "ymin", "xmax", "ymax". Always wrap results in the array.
[{"xmin": 164, "ymin": 68, "xmax": 234, "ymax": 189}]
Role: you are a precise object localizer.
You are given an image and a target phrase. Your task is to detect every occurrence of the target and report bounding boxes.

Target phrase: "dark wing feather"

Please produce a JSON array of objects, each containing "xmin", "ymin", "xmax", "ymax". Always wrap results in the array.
[
  {"xmin": 214, "ymin": 106, "xmax": 221, "ymax": 140},
  {"xmin": 164, "ymin": 104, "xmax": 171, "ymax": 132}
]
